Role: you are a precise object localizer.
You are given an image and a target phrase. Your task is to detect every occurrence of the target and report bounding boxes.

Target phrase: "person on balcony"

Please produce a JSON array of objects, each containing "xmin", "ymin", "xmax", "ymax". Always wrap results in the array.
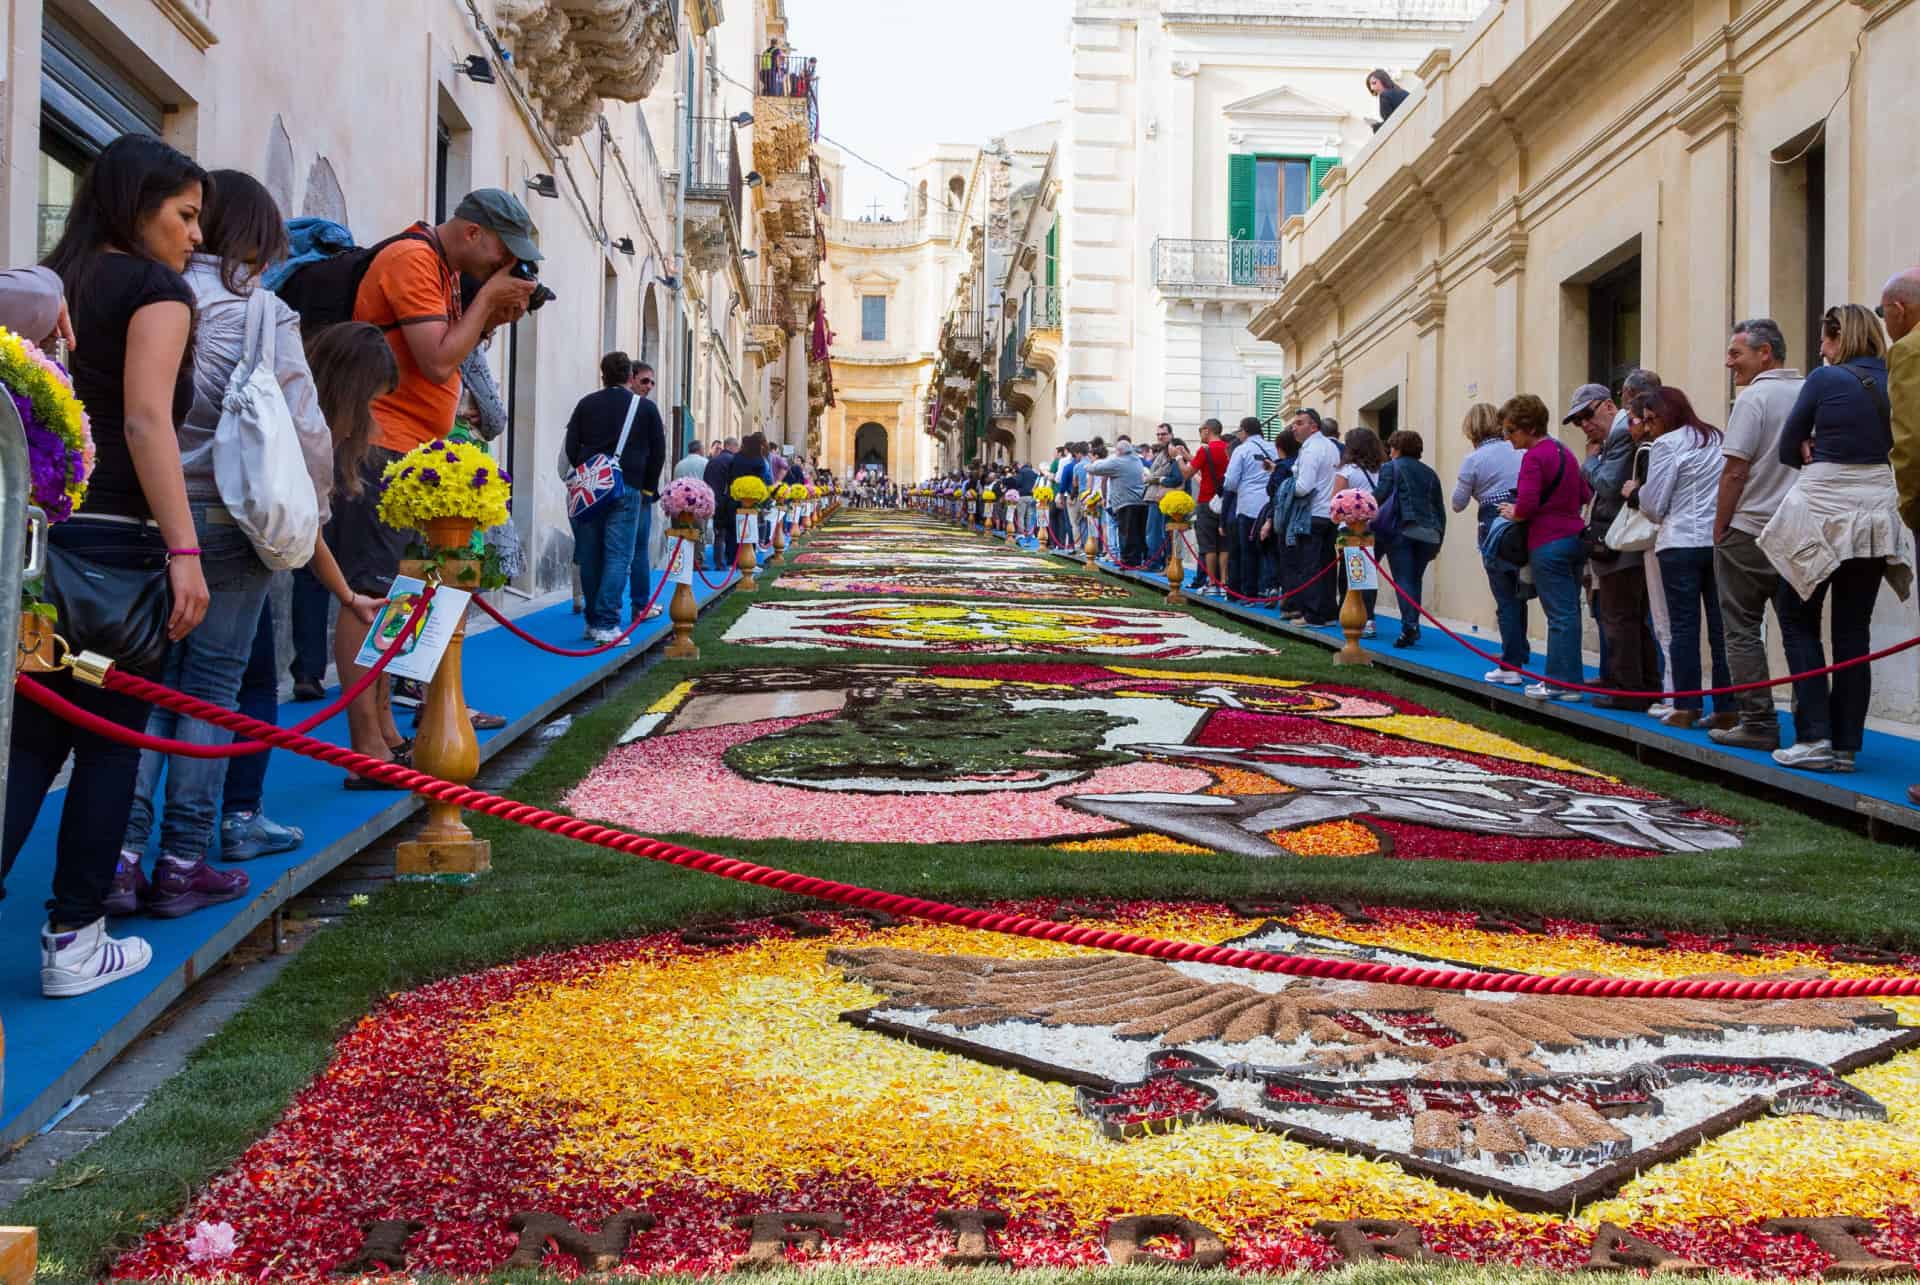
[{"xmin": 1368, "ymin": 70, "xmax": 1409, "ymax": 130}]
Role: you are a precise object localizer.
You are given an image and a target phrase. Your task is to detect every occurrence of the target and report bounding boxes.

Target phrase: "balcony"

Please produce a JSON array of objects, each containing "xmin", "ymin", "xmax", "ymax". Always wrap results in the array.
[
  {"xmin": 942, "ymin": 315, "xmax": 983, "ymax": 370},
  {"xmin": 684, "ymin": 116, "xmax": 743, "ymax": 211},
  {"xmin": 1152, "ymin": 238, "xmax": 1288, "ymax": 297},
  {"xmin": 752, "ymin": 49, "xmax": 819, "ymax": 177},
  {"xmin": 1031, "ymin": 283, "xmax": 1061, "ymax": 331}
]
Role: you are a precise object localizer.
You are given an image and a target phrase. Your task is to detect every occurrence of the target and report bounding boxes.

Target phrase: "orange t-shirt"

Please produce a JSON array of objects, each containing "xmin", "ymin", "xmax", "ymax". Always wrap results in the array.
[{"xmin": 354, "ymin": 224, "xmax": 463, "ymax": 452}]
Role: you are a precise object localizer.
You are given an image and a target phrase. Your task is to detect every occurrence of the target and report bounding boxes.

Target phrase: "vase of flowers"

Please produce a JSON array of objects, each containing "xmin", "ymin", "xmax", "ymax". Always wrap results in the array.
[
  {"xmin": 660, "ymin": 478, "xmax": 714, "ymax": 659},
  {"xmin": 1158, "ymin": 490, "xmax": 1197, "ymax": 605},
  {"xmin": 729, "ymin": 475, "xmax": 769, "ymax": 590},
  {"xmin": 4, "ymin": 328, "xmax": 93, "ymax": 670},
  {"xmin": 1328, "ymin": 487, "xmax": 1378, "ymax": 668},
  {"xmin": 1081, "ymin": 487, "xmax": 1103, "ymax": 560},
  {"xmin": 377, "ymin": 436, "xmax": 513, "ymax": 555}
]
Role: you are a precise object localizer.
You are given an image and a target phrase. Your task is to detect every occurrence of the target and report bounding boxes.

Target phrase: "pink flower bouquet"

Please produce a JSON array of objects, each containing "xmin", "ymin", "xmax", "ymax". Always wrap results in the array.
[
  {"xmin": 664, "ymin": 477, "xmax": 716, "ymax": 522},
  {"xmin": 1329, "ymin": 487, "xmax": 1379, "ymax": 528}
]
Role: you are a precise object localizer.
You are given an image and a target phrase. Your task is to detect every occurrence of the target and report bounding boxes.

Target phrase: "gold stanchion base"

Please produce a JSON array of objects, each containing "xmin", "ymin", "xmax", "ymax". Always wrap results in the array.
[
  {"xmin": 666, "ymin": 581, "xmax": 700, "ymax": 659},
  {"xmin": 396, "ymin": 837, "xmax": 492, "ymax": 880},
  {"xmin": 1334, "ymin": 588, "xmax": 1373, "ymax": 666},
  {"xmin": 0, "ymin": 1227, "xmax": 37, "ymax": 1285}
]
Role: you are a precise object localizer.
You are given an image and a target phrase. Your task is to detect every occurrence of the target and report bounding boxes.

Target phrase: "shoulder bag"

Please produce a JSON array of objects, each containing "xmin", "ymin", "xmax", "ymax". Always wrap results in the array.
[
  {"xmin": 213, "ymin": 288, "xmax": 320, "ymax": 571},
  {"xmin": 42, "ymin": 537, "xmax": 173, "ymax": 676},
  {"xmin": 564, "ymin": 392, "xmax": 641, "ymax": 520}
]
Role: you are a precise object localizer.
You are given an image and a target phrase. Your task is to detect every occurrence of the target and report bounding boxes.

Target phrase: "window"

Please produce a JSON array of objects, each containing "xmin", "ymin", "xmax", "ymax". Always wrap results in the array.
[
  {"xmin": 1587, "ymin": 256, "xmax": 1643, "ymax": 390},
  {"xmin": 861, "ymin": 294, "xmax": 887, "ymax": 342},
  {"xmin": 38, "ymin": 13, "xmax": 165, "ymax": 258},
  {"xmin": 1254, "ymin": 376, "xmax": 1286, "ymax": 427},
  {"xmin": 1254, "ymin": 158, "xmax": 1312, "ymax": 238},
  {"xmin": 1772, "ymin": 128, "xmax": 1826, "ymax": 373}
]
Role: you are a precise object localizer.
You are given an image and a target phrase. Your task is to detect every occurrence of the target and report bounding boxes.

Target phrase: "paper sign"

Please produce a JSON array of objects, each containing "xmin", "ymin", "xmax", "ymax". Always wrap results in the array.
[
  {"xmin": 355, "ymin": 575, "xmax": 473, "ymax": 683},
  {"xmin": 668, "ymin": 539, "xmax": 694, "ymax": 586},
  {"xmin": 738, "ymin": 512, "xmax": 759, "ymax": 544},
  {"xmin": 1342, "ymin": 546, "xmax": 1378, "ymax": 591}
]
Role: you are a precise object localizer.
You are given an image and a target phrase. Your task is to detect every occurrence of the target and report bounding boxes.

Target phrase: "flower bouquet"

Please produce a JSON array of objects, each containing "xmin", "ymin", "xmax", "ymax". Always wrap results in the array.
[
  {"xmin": 1033, "ymin": 484, "xmax": 1055, "ymax": 504},
  {"xmin": 378, "ymin": 437, "xmax": 512, "ymax": 554},
  {"xmin": 663, "ymin": 478, "xmax": 715, "ymax": 538},
  {"xmin": 5, "ymin": 328, "xmax": 93, "ymax": 669},
  {"xmin": 1082, "ymin": 487, "xmax": 1103, "ymax": 511},
  {"xmin": 1329, "ymin": 487, "xmax": 1379, "ymax": 532},
  {"xmin": 982, "ymin": 489, "xmax": 998, "ymax": 503},
  {"xmin": 730, "ymin": 475, "xmax": 770, "ymax": 509},
  {"xmin": 1159, "ymin": 490, "xmax": 1197, "ymax": 522}
]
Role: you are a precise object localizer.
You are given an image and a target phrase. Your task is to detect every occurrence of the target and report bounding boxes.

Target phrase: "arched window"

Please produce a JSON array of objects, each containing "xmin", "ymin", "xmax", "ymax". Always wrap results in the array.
[
  {"xmin": 917, "ymin": 180, "xmax": 928, "ymax": 216},
  {"xmin": 948, "ymin": 175, "xmax": 964, "ymax": 207}
]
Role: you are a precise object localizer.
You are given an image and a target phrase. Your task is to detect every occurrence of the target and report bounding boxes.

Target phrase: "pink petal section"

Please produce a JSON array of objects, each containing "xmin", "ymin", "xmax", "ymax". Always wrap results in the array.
[{"xmin": 562, "ymin": 713, "xmax": 1215, "ymax": 844}]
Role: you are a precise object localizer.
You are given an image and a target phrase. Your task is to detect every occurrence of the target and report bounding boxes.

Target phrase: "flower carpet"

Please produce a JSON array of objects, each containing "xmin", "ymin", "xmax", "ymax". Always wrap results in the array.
[
  {"xmin": 112, "ymin": 902, "xmax": 1920, "ymax": 1279},
  {"xmin": 58, "ymin": 506, "xmax": 1920, "ymax": 1283}
]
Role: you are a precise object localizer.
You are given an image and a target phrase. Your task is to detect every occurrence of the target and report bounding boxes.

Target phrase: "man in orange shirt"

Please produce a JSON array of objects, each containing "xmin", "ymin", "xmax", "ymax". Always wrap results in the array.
[{"xmin": 330, "ymin": 189, "xmax": 538, "ymax": 784}]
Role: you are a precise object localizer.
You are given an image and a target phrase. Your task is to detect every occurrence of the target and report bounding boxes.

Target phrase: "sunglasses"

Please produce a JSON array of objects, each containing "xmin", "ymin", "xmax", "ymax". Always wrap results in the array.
[
  {"xmin": 637, "ymin": 377, "xmax": 655, "ymax": 386},
  {"xmin": 1569, "ymin": 410, "xmax": 1595, "ymax": 427}
]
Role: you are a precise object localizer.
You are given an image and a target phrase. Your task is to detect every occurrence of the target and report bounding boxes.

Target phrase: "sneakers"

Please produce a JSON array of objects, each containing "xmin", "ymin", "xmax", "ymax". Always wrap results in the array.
[
  {"xmin": 1484, "ymin": 667, "xmax": 1526, "ymax": 687},
  {"xmin": 588, "ymin": 628, "xmax": 634, "ymax": 647},
  {"xmin": 1392, "ymin": 633, "xmax": 1418, "ymax": 649},
  {"xmin": 143, "ymin": 856, "xmax": 250, "ymax": 919},
  {"xmin": 1709, "ymin": 722, "xmax": 1781, "ymax": 751},
  {"xmin": 104, "ymin": 853, "xmax": 149, "ymax": 917},
  {"xmin": 41, "ymin": 918, "xmax": 152, "ymax": 998},
  {"xmin": 1361, "ymin": 621, "xmax": 1377, "ymax": 639},
  {"xmin": 1773, "ymin": 739, "xmax": 1836, "ymax": 771},
  {"xmin": 1524, "ymin": 682, "xmax": 1582, "ymax": 703},
  {"xmin": 1647, "ymin": 700, "xmax": 1676, "ymax": 719},
  {"xmin": 221, "ymin": 810, "xmax": 305, "ymax": 862}
]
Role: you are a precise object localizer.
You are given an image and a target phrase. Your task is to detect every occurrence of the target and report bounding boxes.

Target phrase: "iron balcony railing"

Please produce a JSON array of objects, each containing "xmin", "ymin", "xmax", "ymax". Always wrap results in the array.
[
  {"xmin": 757, "ymin": 49, "xmax": 821, "ymax": 140},
  {"xmin": 1152, "ymin": 238, "xmax": 1288, "ymax": 292},
  {"xmin": 747, "ymin": 283, "xmax": 785, "ymax": 329},
  {"xmin": 684, "ymin": 115, "xmax": 743, "ymax": 221},
  {"xmin": 1030, "ymin": 283, "xmax": 1061, "ymax": 329}
]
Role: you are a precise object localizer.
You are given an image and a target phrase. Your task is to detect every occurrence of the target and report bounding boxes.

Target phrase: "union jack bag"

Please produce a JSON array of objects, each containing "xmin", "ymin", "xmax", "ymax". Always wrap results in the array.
[{"xmin": 564, "ymin": 392, "xmax": 641, "ymax": 520}]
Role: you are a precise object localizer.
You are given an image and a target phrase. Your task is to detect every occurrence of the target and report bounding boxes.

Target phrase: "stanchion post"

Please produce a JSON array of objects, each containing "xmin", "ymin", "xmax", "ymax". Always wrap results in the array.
[
  {"xmin": 396, "ymin": 520, "xmax": 489, "ymax": 879},
  {"xmin": 736, "ymin": 505, "xmax": 760, "ymax": 590},
  {"xmin": 1165, "ymin": 521, "xmax": 1189, "ymax": 605},
  {"xmin": 1005, "ymin": 496, "xmax": 1019, "ymax": 543},
  {"xmin": 0, "ymin": 384, "xmax": 37, "ymax": 1280},
  {"xmin": 1083, "ymin": 501, "xmax": 1101, "ymax": 561},
  {"xmin": 665, "ymin": 529, "xmax": 701, "ymax": 659},
  {"xmin": 1334, "ymin": 529, "xmax": 1374, "ymax": 667},
  {"xmin": 766, "ymin": 501, "xmax": 785, "ymax": 564}
]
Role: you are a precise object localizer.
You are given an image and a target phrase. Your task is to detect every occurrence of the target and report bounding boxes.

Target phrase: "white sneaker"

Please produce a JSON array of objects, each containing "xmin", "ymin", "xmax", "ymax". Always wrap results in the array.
[
  {"xmin": 1773, "ymin": 739, "xmax": 1835, "ymax": 769},
  {"xmin": 42, "ymin": 918, "xmax": 152, "ymax": 998},
  {"xmin": 1484, "ymin": 668, "xmax": 1525, "ymax": 687},
  {"xmin": 1524, "ymin": 682, "xmax": 1582, "ymax": 703},
  {"xmin": 1362, "ymin": 621, "xmax": 1377, "ymax": 639},
  {"xmin": 1648, "ymin": 701, "xmax": 1676, "ymax": 719},
  {"xmin": 589, "ymin": 628, "xmax": 633, "ymax": 648}
]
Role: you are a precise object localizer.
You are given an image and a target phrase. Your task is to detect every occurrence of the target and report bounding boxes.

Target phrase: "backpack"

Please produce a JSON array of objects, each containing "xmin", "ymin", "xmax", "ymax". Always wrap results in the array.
[
  {"xmin": 270, "ymin": 226, "xmax": 432, "ymax": 332},
  {"xmin": 214, "ymin": 289, "xmax": 319, "ymax": 570}
]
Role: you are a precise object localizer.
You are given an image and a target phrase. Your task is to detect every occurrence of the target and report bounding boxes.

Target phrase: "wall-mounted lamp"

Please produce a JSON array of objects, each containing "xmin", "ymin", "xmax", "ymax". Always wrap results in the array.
[
  {"xmin": 454, "ymin": 54, "xmax": 495, "ymax": 84},
  {"xmin": 731, "ymin": 111, "xmax": 754, "ymax": 128},
  {"xmin": 745, "ymin": 171, "xmax": 764, "ymax": 189},
  {"xmin": 660, "ymin": 273, "xmax": 681, "ymax": 292},
  {"xmin": 741, "ymin": 249, "xmax": 758, "ymax": 260},
  {"xmin": 525, "ymin": 173, "xmax": 559, "ymax": 199},
  {"xmin": 614, "ymin": 236, "xmax": 636, "ymax": 256}
]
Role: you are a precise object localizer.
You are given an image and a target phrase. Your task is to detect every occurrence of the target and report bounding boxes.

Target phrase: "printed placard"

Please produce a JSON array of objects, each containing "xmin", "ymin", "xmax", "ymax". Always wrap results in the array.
[
  {"xmin": 667, "ymin": 538, "xmax": 695, "ymax": 586},
  {"xmin": 1342, "ymin": 545, "xmax": 1378, "ymax": 591},
  {"xmin": 738, "ymin": 511, "xmax": 759, "ymax": 545},
  {"xmin": 354, "ymin": 575, "xmax": 473, "ymax": 683}
]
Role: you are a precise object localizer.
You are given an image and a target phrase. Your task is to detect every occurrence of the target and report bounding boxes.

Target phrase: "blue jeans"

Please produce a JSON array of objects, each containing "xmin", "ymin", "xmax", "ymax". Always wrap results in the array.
[
  {"xmin": 288, "ymin": 563, "xmax": 331, "ymax": 682},
  {"xmin": 222, "ymin": 600, "xmax": 279, "ymax": 816},
  {"xmin": 572, "ymin": 489, "xmax": 641, "ymax": 633},
  {"xmin": 124, "ymin": 514, "xmax": 273, "ymax": 861},
  {"xmin": 1656, "ymin": 546, "xmax": 1731, "ymax": 713},
  {"xmin": 1145, "ymin": 506, "xmax": 1167, "ymax": 570},
  {"xmin": 625, "ymin": 497, "xmax": 656, "ymax": 620},
  {"xmin": 3, "ymin": 518, "xmax": 168, "ymax": 924},
  {"xmin": 1776, "ymin": 556, "xmax": 1882, "ymax": 753},
  {"xmin": 1384, "ymin": 537, "xmax": 1438, "ymax": 640},
  {"xmin": 1530, "ymin": 536, "xmax": 1586, "ymax": 686}
]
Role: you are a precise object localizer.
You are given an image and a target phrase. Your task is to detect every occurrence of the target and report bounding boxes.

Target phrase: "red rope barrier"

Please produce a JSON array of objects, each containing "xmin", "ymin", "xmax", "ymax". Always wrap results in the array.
[
  {"xmin": 1362, "ymin": 550, "xmax": 1920, "ymax": 699},
  {"xmin": 473, "ymin": 539, "xmax": 683, "ymax": 658},
  {"xmin": 10, "ymin": 591, "xmax": 437, "ymax": 760},
  {"xmin": 13, "ymin": 664, "xmax": 1918, "ymax": 1000},
  {"xmin": 1176, "ymin": 529, "xmax": 1338, "ymax": 606}
]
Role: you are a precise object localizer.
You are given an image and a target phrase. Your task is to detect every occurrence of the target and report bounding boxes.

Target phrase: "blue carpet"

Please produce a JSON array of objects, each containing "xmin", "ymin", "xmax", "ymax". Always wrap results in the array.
[{"xmin": 1, "ymin": 570, "xmax": 729, "ymax": 1140}]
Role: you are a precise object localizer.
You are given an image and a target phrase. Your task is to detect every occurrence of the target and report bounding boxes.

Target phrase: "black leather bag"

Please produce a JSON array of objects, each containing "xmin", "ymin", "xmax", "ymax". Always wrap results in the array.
[{"xmin": 42, "ymin": 543, "xmax": 174, "ymax": 675}]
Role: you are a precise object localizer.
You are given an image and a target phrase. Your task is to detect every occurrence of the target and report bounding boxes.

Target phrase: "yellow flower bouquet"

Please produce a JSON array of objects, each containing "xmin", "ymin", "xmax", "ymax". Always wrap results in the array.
[
  {"xmin": 1159, "ymin": 490, "xmax": 1197, "ymax": 521},
  {"xmin": 378, "ymin": 437, "xmax": 512, "ymax": 537},
  {"xmin": 1033, "ymin": 484, "xmax": 1055, "ymax": 504},
  {"xmin": 1082, "ymin": 487, "xmax": 1103, "ymax": 511},
  {"xmin": 730, "ymin": 475, "xmax": 771, "ymax": 508},
  {"xmin": 982, "ymin": 489, "xmax": 998, "ymax": 503}
]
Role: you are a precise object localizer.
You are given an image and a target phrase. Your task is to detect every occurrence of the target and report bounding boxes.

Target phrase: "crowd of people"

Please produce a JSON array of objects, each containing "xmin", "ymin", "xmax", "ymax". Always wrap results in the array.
[{"xmin": 918, "ymin": 272, "xmax": 1920, "ymax": 785}]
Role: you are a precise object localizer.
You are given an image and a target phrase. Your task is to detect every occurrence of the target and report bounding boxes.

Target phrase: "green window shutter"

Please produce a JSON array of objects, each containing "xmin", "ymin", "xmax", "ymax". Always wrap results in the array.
[
  {"xmin": 1309, "ymin": 156, "xmax": 1337, "ymax": 207},
  {"xmin": 1227, "ymin": 153, "xmax": 1256, "ymax": 240},
  {"xmin": 1255, "ymin": 376, "xmax": 1286, "ymax": 426},
  {"xmin": 1044, "ymin": 220, "xmax": 1058, "ymax": 287}
]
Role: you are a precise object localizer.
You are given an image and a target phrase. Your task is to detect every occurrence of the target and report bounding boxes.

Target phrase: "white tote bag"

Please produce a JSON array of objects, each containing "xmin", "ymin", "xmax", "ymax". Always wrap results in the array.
[{"xmin": 213, "ymin": 289, "xmax": 319, "ymax": 570}]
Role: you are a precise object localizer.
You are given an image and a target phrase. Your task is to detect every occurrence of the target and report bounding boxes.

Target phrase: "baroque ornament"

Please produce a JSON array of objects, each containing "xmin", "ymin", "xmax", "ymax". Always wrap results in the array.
[{"xmin": 494, "ymin": 1, "xmax": 677, "ymax": 144}]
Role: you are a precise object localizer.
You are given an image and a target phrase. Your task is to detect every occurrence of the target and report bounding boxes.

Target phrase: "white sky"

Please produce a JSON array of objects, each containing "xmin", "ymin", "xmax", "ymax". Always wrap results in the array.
[{"xmin": 784, "ymin": 0, "xmax": 1072, "ymax": 218}]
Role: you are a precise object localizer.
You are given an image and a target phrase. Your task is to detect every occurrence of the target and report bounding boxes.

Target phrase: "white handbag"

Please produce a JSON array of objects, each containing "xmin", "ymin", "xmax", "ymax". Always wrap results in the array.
[
  {"xmin": 1605, "ymin": 504, "xmax": 1658, "ymax": 553},
  {"xmin": 213, "ymin": 289, "xmax": 319, "ymax": 571}
]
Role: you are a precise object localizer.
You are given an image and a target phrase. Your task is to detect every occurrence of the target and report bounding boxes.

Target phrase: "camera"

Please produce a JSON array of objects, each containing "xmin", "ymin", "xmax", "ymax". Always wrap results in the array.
[{"xmin": 510, "ymin": 259, "xmax": 556, "ymax": 313}]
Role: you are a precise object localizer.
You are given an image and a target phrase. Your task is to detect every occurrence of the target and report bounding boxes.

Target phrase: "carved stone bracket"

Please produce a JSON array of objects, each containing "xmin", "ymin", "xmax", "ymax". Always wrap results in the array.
[{"xmin": 496, "ymin": 1, "xmax": 679, "ymax": 145}]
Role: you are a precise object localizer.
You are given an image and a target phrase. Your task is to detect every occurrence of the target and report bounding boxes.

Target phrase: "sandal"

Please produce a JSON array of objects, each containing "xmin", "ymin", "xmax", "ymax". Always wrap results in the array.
[
  {"xmin": 468, "ymin": 710, "xmax": 507, "ymax": 731},
  {"xmin": 344, "ymin": 772, "xmax": 407, "ymax": 791}
]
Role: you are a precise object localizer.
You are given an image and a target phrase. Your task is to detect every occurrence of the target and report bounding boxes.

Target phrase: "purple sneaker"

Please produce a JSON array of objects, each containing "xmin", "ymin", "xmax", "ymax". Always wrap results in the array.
[
  {"xmin": 104, "ymin": 854, "xmax": 150, "ymax": 918},
  {"xmin": 143, "ymin": 856, "xmax": 249, "ymax": 919}
]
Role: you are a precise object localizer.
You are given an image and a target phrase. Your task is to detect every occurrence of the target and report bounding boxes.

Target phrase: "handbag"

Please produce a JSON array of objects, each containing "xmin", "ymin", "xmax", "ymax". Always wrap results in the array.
[
  {"xmin": 42, "ymin": 540, "xmax": 173, "ymax": 675},
  {"xmin": 1490, "ymin": 445, "xmax": 1569, "ymax": 567},
  {"xmin": 1373, "ymin": 464, "xmax": 1405, "ymax": 542},
  {"xmin": 213, "ymin": 288, "xmax": 319, "ymax": 571},
  {"xmin": 1604, "ymin": 503, "xmax": 1658, "ymax": 553},
  {"xmin": 563, "ymin": 392, "xmax": 641, "ymax": 520}
]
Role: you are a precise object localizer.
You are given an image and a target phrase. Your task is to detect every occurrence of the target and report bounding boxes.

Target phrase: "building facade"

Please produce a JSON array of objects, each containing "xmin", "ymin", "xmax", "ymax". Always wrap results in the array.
[
  {"xmin": 0, "ymin": 0, "xmax": 826, "ymax": 592},
  {"xmin": 1252, "ymin": 0, "xmax": 1920, "ymax": 720}
]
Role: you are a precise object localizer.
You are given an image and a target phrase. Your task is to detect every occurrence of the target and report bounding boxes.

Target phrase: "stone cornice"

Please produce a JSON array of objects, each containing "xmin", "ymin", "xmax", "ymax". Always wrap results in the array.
[
  {"xmin": 151, "ymin": 0, "xmax": 216, "ymax": 50},
  {"xmin": 1852, "ymin": 0, "xmax": 1918, "ymax": 30},
  {"xmin": 1672, "ymin": 71, "xmax": 1743, "ymax": 149}
]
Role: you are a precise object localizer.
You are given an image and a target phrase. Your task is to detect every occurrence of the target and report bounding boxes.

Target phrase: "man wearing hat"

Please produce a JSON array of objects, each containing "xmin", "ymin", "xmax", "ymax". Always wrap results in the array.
[
  {"xmin": 1569, "ymin": 379, "xmax": 1655, "ymax": 709},
  {"xmin": 326, "ymin": 189, "xmax": 540, "ymax": 786}
]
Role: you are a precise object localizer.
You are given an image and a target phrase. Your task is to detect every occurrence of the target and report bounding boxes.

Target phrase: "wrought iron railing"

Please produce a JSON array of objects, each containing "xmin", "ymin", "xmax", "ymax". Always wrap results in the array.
[
  {"xmin": 1152, "ymin": 238, "xmax": 1288, "ymax": 292},
  {"xmin": 757, "ymin": 50, "xmax": 820, "ymax": 139},
  {"xmin": 747, "ymin": 283, "xmax": 786, "ymax": 328},
  {"xmin": 684, "ymin": 116, "xmax": 742, "ymax": 221},
  {"xmin": 1031, "ymin": 283, "xmax": 1061, "ymax": 329}
]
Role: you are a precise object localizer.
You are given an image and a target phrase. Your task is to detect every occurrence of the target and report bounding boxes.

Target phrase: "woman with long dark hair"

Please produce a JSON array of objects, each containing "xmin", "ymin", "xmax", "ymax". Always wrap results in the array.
[
  {"xmin": 1367, "ymin": 69, "xmax": 1409, "ymax": 129},
  {"xmin": 6, "ymin": 135, "xmax": 208, "ymax": 995},
  {"xmin": 1632, "ymin": 385, "xmax": 1730, "ymax": 729}
]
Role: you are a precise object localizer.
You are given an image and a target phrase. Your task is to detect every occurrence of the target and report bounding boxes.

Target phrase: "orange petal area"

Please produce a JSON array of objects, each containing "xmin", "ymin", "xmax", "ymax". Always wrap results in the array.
[
  {"xmin": 1203, "ymin": 766, "xmax": 1296, "ymax": 796},
  {"xmin": 1269, "ymin": 820, "xmax": 1381, "ymax": 858}
]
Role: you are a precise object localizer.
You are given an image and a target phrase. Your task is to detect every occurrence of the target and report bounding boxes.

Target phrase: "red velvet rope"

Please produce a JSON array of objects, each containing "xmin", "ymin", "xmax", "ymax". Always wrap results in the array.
[
  {"xmin": 1177, "ymin": 529, "xmax": 1338, "ymax": 606},
  {"xmin": 472, "ymin": 539, "xmax": 682, "ymax": 658},
  {"xmin": 1361, "ymin": 550, "xmax": 1920, "ymax": 698},
  {"xmin": 12, "ymin": 664, "xmax": 1917, "ymax": 1000},
  {"xmin": 10, "ymin": 590, "xmax": 437, "ymax": 760}
]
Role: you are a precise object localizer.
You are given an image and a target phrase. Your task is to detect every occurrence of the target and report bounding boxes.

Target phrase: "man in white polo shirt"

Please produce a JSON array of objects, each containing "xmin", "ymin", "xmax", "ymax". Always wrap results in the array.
[{"xmin": 1290, "ymin": 408, "xmax": 1342, "ymax": 624}]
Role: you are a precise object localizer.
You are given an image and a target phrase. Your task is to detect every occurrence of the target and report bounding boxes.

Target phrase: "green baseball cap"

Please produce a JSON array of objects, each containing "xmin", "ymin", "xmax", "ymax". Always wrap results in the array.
[{"xmin": 454, "ymin": 188, "xmax": 541, "ymax": 262}]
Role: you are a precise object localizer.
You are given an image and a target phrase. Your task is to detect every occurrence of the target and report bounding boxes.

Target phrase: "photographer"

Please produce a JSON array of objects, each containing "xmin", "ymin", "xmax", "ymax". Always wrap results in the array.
[{"xmin": 329, "ymin": 188, "xmax": 538, "ymax": 785}]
